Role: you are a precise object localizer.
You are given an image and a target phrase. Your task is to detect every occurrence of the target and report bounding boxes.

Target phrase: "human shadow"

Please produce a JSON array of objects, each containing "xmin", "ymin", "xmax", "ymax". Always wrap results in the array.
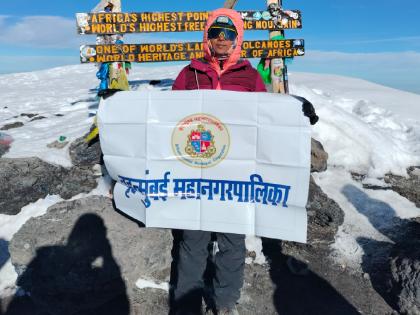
[
  {"xmin": 0, "ymin": 239, "xmax": 9, "ymax": 315},
  {"xmin": 4, "ymin": 214, "xmax": 129, "ymax": 315},
  {"xmin": 262, "ymin": 238, "xmax": 360, "ymax": 315},
  {"xmin": 341, "ymin": 184, "xmax": 420, "ymax": 313},
  {"xmin": 0, "ymin": 239, "xmax": 9, "ymax": 271}
]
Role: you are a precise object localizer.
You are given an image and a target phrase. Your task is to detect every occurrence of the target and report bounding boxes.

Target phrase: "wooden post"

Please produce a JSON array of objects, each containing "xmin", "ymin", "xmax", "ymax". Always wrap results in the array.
[
  {"xmin": 267, "ymin": 0, "xmax": 287, "ymax": 94},
  {"xmin": 223, "ymin": 0, "xmax": 238, "ymax": 9}
]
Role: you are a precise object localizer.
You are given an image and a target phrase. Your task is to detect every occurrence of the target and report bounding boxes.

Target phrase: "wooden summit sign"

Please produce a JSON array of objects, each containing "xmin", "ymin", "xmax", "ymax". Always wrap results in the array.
[
  {"xmin": 76, "ymin": 10, "xmax": 302, "ymax": 34},
  {"xmin": 80, "ymin": 39, "xmax": 305, "ymax": 63}
]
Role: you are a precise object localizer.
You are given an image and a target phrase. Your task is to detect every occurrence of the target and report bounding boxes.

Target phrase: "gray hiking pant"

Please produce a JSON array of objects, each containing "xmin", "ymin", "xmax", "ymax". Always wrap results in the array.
[{"xmin": 172, "ymin": 230, "xmax": 246, "ymax": 312}]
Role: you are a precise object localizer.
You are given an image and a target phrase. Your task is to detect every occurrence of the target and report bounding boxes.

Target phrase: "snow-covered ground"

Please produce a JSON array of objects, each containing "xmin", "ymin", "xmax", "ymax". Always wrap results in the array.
[
  {"xmin": 290, "ymin": 72, "xmax": 420, "ymax": 178},
  {"xmin": 0, "ymin": 64, "xmax": 419, "ymax": 296}
]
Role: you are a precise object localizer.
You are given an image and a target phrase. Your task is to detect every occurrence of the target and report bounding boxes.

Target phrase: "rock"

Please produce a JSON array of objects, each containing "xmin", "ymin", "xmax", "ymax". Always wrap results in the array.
[
  {"xmin": 238, "ymin": 264, "xmax": 277, "ymax": 314},
  {"xmin": 149, "ymin": 80, "xmax": 162, "ymax": 85},
  {"xmin": 9, "ymin": 196, "xmax": 172, "ymax": 315},
  {"xmin": 384, "ymin": 167, "xmax": 420, "ymax": 207},
  {"xmin": 69, "ymin": 132, "xmax": 102, "ymax": 167},
  {"xmin": 305, "ymin": 175, "xmax": 344, "ymax": 244},
  {"xmin": 20, "ymin": 113, "xmax": 38, "ymax": 118},
  {"xmin": 0, "ymin": 157, "xmax": 97, "ymax": 215},
  {"xmin": 47, "ymin": 140, "xmax": 69, "ymax": 149},
  {"xmin": 311, "ymin": 138, "xmax": 328, "ymax": 173},
  {"xmin": 30, "ymin": 116, "xmax": 46, "ymax": 122},
  {"xmin": 0, "ymin": 122, "xmax": 24, "ymax": 130},
  {"xmin": 388, "ymin": 218, "xmax": 420, "ymax": 315}
]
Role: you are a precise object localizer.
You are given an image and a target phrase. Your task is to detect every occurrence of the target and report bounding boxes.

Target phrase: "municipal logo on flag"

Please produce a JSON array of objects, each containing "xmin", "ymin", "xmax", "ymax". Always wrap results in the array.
[
  {"xmin": 186, "ymin": 125, "xmax": 215, "ymax": 158},
  {"xmin": 172, "ymin": 113, "xmax": 230, "ymax": 168}
]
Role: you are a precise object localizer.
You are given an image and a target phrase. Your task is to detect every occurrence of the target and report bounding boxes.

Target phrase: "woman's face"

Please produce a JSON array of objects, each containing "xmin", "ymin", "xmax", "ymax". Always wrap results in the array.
[{"xmin": 209, "ymin": 37, "xmax": 234, "ymax": 56}]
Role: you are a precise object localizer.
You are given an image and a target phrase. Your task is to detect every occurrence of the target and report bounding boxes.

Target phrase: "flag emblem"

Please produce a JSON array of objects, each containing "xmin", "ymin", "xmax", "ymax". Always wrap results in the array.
[
  {"xmin": 186, "ymin": 125, "xmax": 216, "ymax": 158},
  {"xmin": 172, "ymin": 113, "xmax": 230, "ymax": 168}
]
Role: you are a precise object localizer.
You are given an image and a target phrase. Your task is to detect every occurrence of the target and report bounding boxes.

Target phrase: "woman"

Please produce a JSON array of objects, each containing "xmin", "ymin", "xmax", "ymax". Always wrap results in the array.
[{"xmin": 171, "ymin": 8, "xmax": 266, "ymax": 315}]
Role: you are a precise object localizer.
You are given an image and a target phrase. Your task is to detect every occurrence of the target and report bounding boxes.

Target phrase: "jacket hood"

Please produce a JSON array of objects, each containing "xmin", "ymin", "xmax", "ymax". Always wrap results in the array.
[{"xmin": 203, "ymin": 8, "xmax": 244, "ymax": 73}]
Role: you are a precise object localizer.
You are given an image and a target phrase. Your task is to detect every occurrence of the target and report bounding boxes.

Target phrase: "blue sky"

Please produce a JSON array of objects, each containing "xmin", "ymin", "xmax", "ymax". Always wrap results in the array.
[{"xmin": 0, "ymin": 0, "xmax": 419, "ymax": 94}]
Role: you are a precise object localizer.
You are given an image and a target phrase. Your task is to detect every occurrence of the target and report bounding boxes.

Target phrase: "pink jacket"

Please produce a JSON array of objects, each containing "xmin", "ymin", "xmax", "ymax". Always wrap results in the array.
[{"xmin": 172, "ymin": 8, "xmax": 266, "ymax": 92}]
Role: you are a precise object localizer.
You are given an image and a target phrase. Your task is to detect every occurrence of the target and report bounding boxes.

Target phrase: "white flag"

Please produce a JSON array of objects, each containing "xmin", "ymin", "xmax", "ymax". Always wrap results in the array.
[{"xmin": 98, "ymin": 90, "xmax": 311, "ymax": 243}]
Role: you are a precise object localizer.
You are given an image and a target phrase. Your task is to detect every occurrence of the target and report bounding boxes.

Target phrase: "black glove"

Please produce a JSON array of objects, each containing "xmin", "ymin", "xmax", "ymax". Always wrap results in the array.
[{"xmin": 292, "ymin": 95, "xmax": 319, "ymax": 125}]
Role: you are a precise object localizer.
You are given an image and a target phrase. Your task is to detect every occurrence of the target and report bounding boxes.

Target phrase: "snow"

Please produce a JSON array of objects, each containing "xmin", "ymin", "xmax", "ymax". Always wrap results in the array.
[
  {"xmin": 0, "ymin": 195, "xmax": 63, "ymax": 241},
  {"xmin": 313, "ymin": 168, "xmax": 420, "ymax": 270},
  {"xmin": 0, "ymin": 64, "xmax": 419, "ymax": 297},
  {"xmin": 245, "ymin": 235, "xmax": 266, "ymax": 265},
  {"xmin": 289, "ymin": 72, "xmax": 420, "ymax": 178},
  {"xmin": 135, "ymin": 278, "xmax": 169, "ymax": 291},
  {"xmin": 0, "ymin": 64, "xmax": 184, "ymax": 167},
  {"xmin": 290, "ymin": 72, "xmax": 420, "ymax": 122}
]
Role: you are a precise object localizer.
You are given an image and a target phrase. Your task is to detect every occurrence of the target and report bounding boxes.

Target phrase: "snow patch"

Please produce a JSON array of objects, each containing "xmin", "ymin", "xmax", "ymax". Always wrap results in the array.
[
  {"xmin": 0, "ymin": 261, "xmax": 18, "ymax": 298},
  {"xmin": 313, "ymin": 168, "xmax": 420, "ymax": 270},
  {"xmin": 0, "ymin": 195, "xmax": 63, "ymax": 241},
  {"xmin": 135, "ymin": 278, "xmax": 169, "ymax": 291},
  {"xmin": 245, "ymin": 235, "xmax": 266, "ymax": 265}
]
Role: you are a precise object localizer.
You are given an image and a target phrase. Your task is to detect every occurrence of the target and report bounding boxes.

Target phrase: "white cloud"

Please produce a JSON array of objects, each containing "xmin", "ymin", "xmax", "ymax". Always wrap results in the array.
[
  {"xmin": 301, "ymin": 50, "xmax": 420, "ymax": 70},
  {"xmin": 339, "ymin": 36, "xmax": 420, "ymax": 45},
  {"xmin": 291, "ymin": 50, "xmax": 420, "ymax": 94},
  {"xmin": 0, "ymin": 15, "xmax": 184, "ymax": 49},
  {"xmin": 0, "ymin": 16, "xmax": 85, "ymax": 48}
]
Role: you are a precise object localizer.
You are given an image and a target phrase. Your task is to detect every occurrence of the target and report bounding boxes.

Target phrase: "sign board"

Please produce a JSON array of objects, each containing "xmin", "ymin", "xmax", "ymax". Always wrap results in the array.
[
  {"xmin": 80, "ymin": 39, "xmax": 304, "ymax": 63},
  {"xmin": 76, "ymin": 10, "xmax": 302, "ymax": 34},
  {"xmin": 98, "ymin": 90, "xmax": 310, "ymax": 242}
]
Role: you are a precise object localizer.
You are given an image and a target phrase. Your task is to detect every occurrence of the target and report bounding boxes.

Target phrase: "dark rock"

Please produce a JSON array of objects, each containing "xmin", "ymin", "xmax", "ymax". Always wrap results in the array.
[
  {"xmin": 0, "ymin": 122, "xmax": 24, "ymax": 130},
  {"xmin": 355, "ymin": 217, "xmax": 420, "ymax": 315},
  {"xmin": 9, "ymin": 196, "xmax": 172, "ymax": 315},
  {"xmin": 352, "ymin": 167, "xmax": 420, "ymax": 206},
  {"xmin": 0, "ymin": 157, "xmax": 97, "ymax": 215},
  {"xmin": 20, "ymin": 113, "xmax": 38, "ymax": 118},
  {"xmin": 306, "ymin": 175, "xmax": 344, "ymax": 243},
  {"xmin": 30, "ymin": 116, "xmax": 46, "ymax": 122},
  {"xmin": 69, "ymin": 132, "xmax": 102, "ymax": 168},
  {"xmin": 149, "ymin": 80, "xmax": 162, "ymax": 85},
  {"xmin": 384, "ymin": 167, "xmax": 420, "ymax": 207},
  {"xmin": 311, "ymin": 138, "xmax": 328, "ymax": 173},
  {"xmin": 388, "ymin": 217, "xmax": 420, "ymax": 314},
  {"xmin": 362, "ymin": 184, "xmax": 392, "ymax": 190}
]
